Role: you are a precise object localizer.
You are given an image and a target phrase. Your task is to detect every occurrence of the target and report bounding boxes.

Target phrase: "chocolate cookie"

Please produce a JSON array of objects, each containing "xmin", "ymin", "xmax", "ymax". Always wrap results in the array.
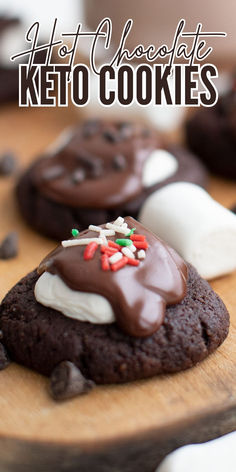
[
  {"xmin": 16, "ymin": 120, "xmax": 207, "ymax": 240},
  {"xmin": 0, "ymin": 218, "xmax": 229, "ymax": 385},
  {"xmin": 0, "ymin": 265, "xmax": 229, "ymax": 383},
  {"xmin": 186, "ymin": 86, "xmax": 236, "ymax": 179}
]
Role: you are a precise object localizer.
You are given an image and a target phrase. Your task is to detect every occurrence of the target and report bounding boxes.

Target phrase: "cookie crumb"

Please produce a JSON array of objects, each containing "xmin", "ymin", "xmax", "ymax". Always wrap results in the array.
[
  {"xmin": 50, "ymin": 361, "xmax": 95, "ymax": 401},
  {"xmin": 0, "ymin": 152, "xmax": 17, "ymax": 176},
  {"xmin": 0, "ymin": 232, "xmax": 19, "ymax": 260},
  {"xmin": 0, "ymin": 343, "xmax": 10, "ymax": 370}
]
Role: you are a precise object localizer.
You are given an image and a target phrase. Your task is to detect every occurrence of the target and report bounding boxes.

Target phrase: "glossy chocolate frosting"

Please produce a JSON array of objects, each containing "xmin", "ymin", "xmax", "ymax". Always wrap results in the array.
[
  {"xmin": 37, "ymin": 217, "xmax": 188, "ymax": 337},
  {"xmin": 31, "ymin": 121, "xmax": 161, "ymax": 209}
]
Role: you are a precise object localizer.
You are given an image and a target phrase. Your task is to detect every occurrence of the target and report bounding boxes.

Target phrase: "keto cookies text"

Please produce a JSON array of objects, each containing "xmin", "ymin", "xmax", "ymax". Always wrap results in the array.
[{"xmin": 12, "ymin": 18, "xmax": 226, "ymax": 107}]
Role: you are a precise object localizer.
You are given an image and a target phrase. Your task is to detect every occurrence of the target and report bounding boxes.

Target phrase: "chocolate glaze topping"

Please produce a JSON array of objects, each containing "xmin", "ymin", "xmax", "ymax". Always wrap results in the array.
[
  {"xmin": 38, "ymin": 217, "xmax": 188, "ymax": 338},
  {"xmin": 31, "ymin": 121, "xmax": 161, "ymax": 209}
]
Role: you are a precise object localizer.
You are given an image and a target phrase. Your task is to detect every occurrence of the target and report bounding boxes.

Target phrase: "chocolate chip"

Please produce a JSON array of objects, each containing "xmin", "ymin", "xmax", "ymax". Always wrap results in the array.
[
  {"xmin": 118, "ymin": 122, "xmax": 133, "ymax": 139},
  {"xmin": 50, "ymin": 361, "xmax": 95, "ymax": 401},
  {"xmin": 76, "ymin": 153, "xmax": 104, "ymax": 178},
  {"xmin": 72, "ymin": 168, "xmax": 86, "ymax": 184},
  {"xmin": 0, "ymin": 152, "xmax": 17, "ymax": 176},
  {"xmin": 89, "ymin": 162, "xmax": 103, "ymax": 179},
  {"xmin": 0, "ymin": 232, "xmax": 18, "ymax": 260},
  {"xmin": 0, "ymin": 343, "xmax": 10, "ymax": 371},
  {"xmin": 42, "ymin": 165, "xmax": 65, "ymax": 181},
  {"xmin": 113, "ymin": 154, "xmax": 127, "ymax": 170},
  {"xmin": 82, "ymin": 119, "xmax": 100, "ymax": 138},
  {"xmin": 0, "ymin": 330, "xmax": 3, "ymax": 340},
  {"xmin": 103, "ymin": 131, "xmax": 119, "ymax": 143}
]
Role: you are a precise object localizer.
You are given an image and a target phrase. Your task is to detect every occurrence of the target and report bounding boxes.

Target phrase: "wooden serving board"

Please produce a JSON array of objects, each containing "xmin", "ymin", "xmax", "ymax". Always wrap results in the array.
[{"xmin": 0, "ymin": 104, "xmax": 235, "ymax": 472}]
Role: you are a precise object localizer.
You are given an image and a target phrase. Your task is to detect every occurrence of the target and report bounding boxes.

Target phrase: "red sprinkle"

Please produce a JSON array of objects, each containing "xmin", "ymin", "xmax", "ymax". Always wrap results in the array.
[
  {"xmin": 83, "ymin": 242, "xmax": 98, "ymax": 260},
  {"xmin": 133, "ymin": 241, "xmax": 149, "ymax": 250},
  {"xmin": 127, "ymin": 258, "xmax": 140, "ymax": 266},
  {"xmin": 101, "ymin": 254, "xmax": 110, "ymax": 271},
  {"xmin": 130, "ymin": 234, "xmax": 146, "ymax": 241},
  {"xmin": 108, "ymin": 240, "xmax": 121, "ymax": 250},
  {"xmin": 111, "ymin": 256, "xmax": 128, "ymax": 272},
  {"xmin": 101, "ymin": 245, "xmax": 118, "ymax": 256}
]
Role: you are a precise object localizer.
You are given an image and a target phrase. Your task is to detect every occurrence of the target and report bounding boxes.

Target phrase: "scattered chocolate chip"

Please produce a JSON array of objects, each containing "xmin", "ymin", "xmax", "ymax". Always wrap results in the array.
[
  {"xmin": 118, "ymin": 122, "xmax": 133, "ymax": 139},
  {"xmin": 0, "ymin": 343, "xmax": 10, "ymax": 371},
  {"xmin": 89, "ymin": 162, "xmax": 103, "ymax": 179},
  {"xmin": 72, "ymin": 168, "xmax": 86, "ymax": 184},
  {"xmin": 82, "ymin": 119, "xmax": 100, "ymax": 138},
  {"xmin": 42, "ymin": 165, "xmax": 65, "ymax": 181},
  {"xmin": 0, "ymin": 152, "xmax": 17, "ymax": 176},
  {"xmin": 0, "ymin": 232, "xmax": 18, "ymax": 260},
  {"xmin": 76, "ymin": 153, "xmax": 103, "ymax": 178},
  {"xmin": 103, "ymin": 130, "xmax": 119, "ymax": 143},
  {"xmin": 0, "ymin": 330, "xmax": 3, "ymax": 340},
  {"xmin": 77, "ymin": 152, "xmax": 98, "ymax": 169},
  {"xmin": 113, "ymin": 154, "xmax": 127, "ymax": 170},
  {"xmin": 50, "ymin": 361, "xmax": 95, "ymax": 401}
]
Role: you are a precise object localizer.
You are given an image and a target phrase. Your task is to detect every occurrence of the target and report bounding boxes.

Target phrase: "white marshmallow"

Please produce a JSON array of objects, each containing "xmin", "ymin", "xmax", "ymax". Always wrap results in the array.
[
  {"xmin": 139, "ymin": 182, "xmax": 236, "ymax": 280},
  {"xmin": 35, "ymin": 272, "xmax": 115, "ymax": 324},
  {"xmin": 156, "ymin": 432, "xmax": 236, "ymax": 472},
  {"xmin": 142, "ymin": 150, "xmax": 178, "ymax": 187}
]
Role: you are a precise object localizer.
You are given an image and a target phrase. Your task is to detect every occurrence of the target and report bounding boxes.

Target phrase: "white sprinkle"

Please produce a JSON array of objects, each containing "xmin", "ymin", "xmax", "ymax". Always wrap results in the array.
[
  {"xmin": 89, "ymin": 224, "xmax": 102, "ymax": 232},
  {"xmin": 129, "ymin": 244, "xmax": 136, "ymax": 253},
  {"xmin": 106, "ymin": 223, "xmax": 130, "ymax": 236},
  {"xmin": 109, "ymin": 252, "xmax": 123, "ymax": 264},
  {"xmin": 100, "ymin": 231, "xmax": 108, "ymax": 246},
  {"xmin": 138, "ymin": 250, "xmax": 146, "ymax": 259},
  {"xmin": 113, "ymin": 216, "xmax": 124, "ymax": 226},
  {"xmin": 62, "ymin": 238, "xmax": 102, "ymax": 248},
  {"xmin": 89, "ymin": 225, "xmax": 115, "ymax": 236},
  {"xmin": 102, "ymin": 229, "xmax": 115, "ymax": 236},
  {"xmin": 122, "ymin": 247, "xmax": 135, "ymax": 259}
]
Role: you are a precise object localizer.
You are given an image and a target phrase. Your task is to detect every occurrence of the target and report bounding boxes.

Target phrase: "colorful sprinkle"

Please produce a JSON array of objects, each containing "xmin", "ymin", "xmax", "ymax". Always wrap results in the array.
[
  {"xmin": 122, "ymin": 247, "xmax": 135, "ymax": 259},
  {"xmin": 83, "ymin": 242, "xmax": 98, "ymax": 260},
  {"xmin": 109, "ymin": 252, "xmax": 123, "ymax": 264},
  {"xmin": 100, "ymin": 232, "xmax": 108, "ymax": 246},
  {"xmin": 127, "ymin": 227, "xmax": 136, "ymax": 236},
  {"xmin": 101, "ymin": 254, "xmax": 110, "ymax": 271},
  {"xmin": 108, "ymin": 240, "xmax": 121, "ymax": 250},
  {"xmin": 130, "ymin": 234, "xmax": 146, "ymax": 241},
  {"xmin": 105, "ymin": 223, "xmax": 130, "ymax": 236},
  {"xmin": 137, "ymin": 250, "xmax": 146, "ymax": 259},
  {"xmin": 129, "ymin": 244, "xmax": 137, "ymax": 253},
  {"xmin": 133, "ymin": 241, "xmax": 149, "ymax": 250},
  {"xmin": 127, "ymin": 258, "xmax": 140, "ymax": 266},
  {"xmin": 89, "ymin": 225, "xmax": 115, "ymax": 236},
  {"xmin": 66, "ymin": 217, "xmax": 148, "ymax": 273},
  {"xmin": 101, "ymin": 245, "xmax": 118, "ymax": 256},
  {"xmin": 116, "ymin": 238, "xmax": 133, "ymax": 247},
  {"xmin": 62, "ymin": 237, "xmax": 102, "ymax": 248},
  {"xmin": 113, "ymin": 216, "xmax": 124, "ymax": 226},
  {"xmin": 71, "ymin": 228, "xmax": 79, "ymax": 238},
  {"xmin": 111, "ymin": 256, "xmax": 128, "ymax": 272}
]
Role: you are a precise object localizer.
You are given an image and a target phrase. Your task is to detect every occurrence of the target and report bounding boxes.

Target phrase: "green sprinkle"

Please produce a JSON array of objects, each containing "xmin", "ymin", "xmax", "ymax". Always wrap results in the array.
[
  {"xmin": 116, "ymin": 238, "xmax": 132, "ymax": 247},
  {"xmin": 127, "ymin": 227, "xmax": 136, "ymax": 237},
  {"xmin": 71, "ymin": 228, "xmax": 79, "ymax": 238}
]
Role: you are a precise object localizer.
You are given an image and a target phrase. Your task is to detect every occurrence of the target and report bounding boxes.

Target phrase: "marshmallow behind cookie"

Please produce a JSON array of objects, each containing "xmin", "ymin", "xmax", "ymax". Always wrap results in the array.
[
  {"xmin": 156, "ymin": 432, "xmax": 236, "ymax": 472},
  {"xmin": 139, "ymin": 182, "xmax": 236, "ymax": 279}
]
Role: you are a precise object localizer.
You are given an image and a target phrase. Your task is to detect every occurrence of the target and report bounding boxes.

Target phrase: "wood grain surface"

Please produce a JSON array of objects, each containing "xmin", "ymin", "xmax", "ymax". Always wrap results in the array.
[{"xmin": 0, "ymin": 104, "xmax": 235, "ymax": 472}]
